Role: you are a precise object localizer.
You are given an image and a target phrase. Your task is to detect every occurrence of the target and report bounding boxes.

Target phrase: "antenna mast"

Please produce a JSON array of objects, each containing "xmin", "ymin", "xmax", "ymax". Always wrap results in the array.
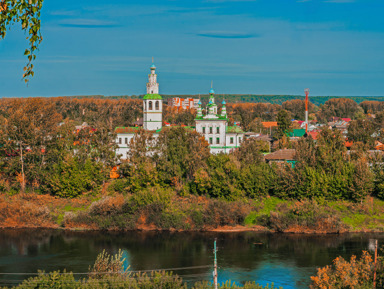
[{"xmin": 304, "ymin": 88, "xmax": 310, "ymax": 133}]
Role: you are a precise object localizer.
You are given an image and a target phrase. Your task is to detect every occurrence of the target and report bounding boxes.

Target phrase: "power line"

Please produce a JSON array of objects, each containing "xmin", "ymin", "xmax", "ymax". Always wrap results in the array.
[{"xmin": 0, "ymin": 264, "xmax": 212, "ymax": 276}]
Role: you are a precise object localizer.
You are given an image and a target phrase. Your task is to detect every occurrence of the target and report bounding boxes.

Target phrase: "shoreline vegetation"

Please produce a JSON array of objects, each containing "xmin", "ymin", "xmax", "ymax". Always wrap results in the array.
[{"xmin": 1, "ymin": 192, "xmax": 384, "ymax": 234}]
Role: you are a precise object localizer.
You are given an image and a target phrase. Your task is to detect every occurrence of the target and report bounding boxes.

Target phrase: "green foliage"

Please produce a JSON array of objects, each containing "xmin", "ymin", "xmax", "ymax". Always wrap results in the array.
[
  {"xmin": 244, "ymin": 197, "xmax": 284, "ymax": 226},
  {"xmin": 155, "ymin": 127, "xmax": 210, "ymax": 188},
  {"xmin": 46, "ymin": 156, "xmax": 105, "ymax": 198},
  {"xmin": 193, "ymin": 154, "xmax": 242, "ymax": 201},
  {"xmin": 239, "ymin": 164, "xmax": 273, "ymax": 198},
  {"xmin": 347, "ymin": 119, "xmax": 375, "ymax": 147},
  {"xmin": 11, "ymin": 270, "xmax": 76, "ymax": 289},
  {"xmin": 276, "ymin": 109, "xmax": 292, "ymax": 139},
  {"xmin": 0, "ymin": 0, "xmax": 44, "ymax": 82}
]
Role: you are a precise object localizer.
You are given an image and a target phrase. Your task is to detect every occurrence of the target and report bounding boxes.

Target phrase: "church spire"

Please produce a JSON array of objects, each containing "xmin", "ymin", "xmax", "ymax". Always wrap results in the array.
[{"xmin": 147, "ymin": 59, "xmax": 159, "ymax": 94}]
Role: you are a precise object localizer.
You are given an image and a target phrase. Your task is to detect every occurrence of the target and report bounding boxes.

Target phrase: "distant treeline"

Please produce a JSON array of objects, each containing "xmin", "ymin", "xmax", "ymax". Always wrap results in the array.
[{"xmin": 61, "ymin": 94, "xmax": 384, "ymax": 106}]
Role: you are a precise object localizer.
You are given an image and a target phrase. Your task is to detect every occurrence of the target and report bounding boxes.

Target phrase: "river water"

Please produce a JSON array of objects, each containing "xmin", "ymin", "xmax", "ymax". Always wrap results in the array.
[{"xmin": 0, "ymin": 229, "xmax": 383, "ymax": 288}]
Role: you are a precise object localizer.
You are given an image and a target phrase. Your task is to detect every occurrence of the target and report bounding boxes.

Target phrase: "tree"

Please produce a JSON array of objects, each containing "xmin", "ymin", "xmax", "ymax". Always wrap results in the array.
[
  {"xmin": 360, "ymin": 100, "xmax": 384, "ymax": 114},
  {"xmin": 1, "ymin": 98, "xmax": 62, "ymax": 192},
  {"xmin": 233, "ymin": 137, "xmax": 268, "ymax": 167},
  {"xmin": 155, "ymin": 127, "xmax": 210, "ymax": 189},
  {"xmin": 276, "ymin": 109, "xmax": 292, "ymax": 139},
  {"xmin": 282, "ymin": 99, "xmax": 317, "ymax": 120},
  {"xmin": 347, "ymin": 119, "xmax": 375, "ymax": 147},
  {"xmin": 317, "ymin": 98, "xmax": 361, "ymax": 122},
  {"xmin": 193, "ymin": 154, "xmax": 242, "ymax": 200},
  {"xmin": 119, "ymin": 129, "xmax": 160, "ymax": 193},
  {"xmin": 0, "ymin": 0, "xmax": 44, "ymax": 82}
]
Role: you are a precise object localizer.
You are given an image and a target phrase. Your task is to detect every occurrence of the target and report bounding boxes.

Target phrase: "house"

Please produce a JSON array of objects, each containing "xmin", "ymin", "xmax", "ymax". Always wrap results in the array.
[{"xmin": 264, "ymin": 149, "xmax": 296, "ymax": 167}]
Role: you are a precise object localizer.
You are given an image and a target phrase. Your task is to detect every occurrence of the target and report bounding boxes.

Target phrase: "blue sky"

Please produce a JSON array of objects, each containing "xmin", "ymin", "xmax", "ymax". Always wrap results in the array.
[{"xmin": 1, "ymin": 0, "xmax": 384, "ymax": 97}]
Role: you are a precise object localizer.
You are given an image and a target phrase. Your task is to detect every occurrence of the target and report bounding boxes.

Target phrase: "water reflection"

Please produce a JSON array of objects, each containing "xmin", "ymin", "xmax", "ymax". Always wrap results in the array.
[{"xmin": 0, "ymin": 229, "xmax": 383, "ymax": 288}]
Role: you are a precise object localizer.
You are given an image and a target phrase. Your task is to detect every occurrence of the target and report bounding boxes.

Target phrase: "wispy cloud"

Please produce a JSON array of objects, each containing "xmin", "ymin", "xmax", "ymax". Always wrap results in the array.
[
  {"xmin": 324, "ymin": 0, "xmax": 355, "ymax": 2},
  {"xmin": 58, "ymin": 19, "xmax": 119, "ymax": 28},
  {"xmin": 297, "ymin": 0, "xmax": 355, "ymax": 2},
  {"xmin": 49, "ymin": 10, "xmax": 78, "ymax": 16},
  {"xmin": 197, "ymin": 31, "xmax": 258, "ymax": 39}
]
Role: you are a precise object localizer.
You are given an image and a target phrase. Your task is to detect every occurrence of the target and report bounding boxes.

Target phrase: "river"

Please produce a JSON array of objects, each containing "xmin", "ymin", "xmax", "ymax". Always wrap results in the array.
[{"xmin": 0, "ymin": 229, "xmax": 383, "ymax": 288}]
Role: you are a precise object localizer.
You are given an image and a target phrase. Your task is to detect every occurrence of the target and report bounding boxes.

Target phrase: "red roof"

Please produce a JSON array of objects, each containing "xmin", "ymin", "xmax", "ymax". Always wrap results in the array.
[
  {"xmin": 345, "ymin": 140, "xmax": 353, "ymax": 148},
  {"xmin": 262, "ymin": 122, "xmax": 278, "ymax": 128},
  {"xmin": 308, "ymin": 131, "xmax": 318, "ymax": 140},
  {"xmin": 342, "ymin": 118, "xmax": 351, "ymax": 122}
]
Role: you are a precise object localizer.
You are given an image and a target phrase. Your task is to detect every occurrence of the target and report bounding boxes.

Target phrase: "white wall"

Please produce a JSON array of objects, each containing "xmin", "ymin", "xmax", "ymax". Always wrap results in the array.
[{"xmin": 196, "ymin": 120, "xmax": 227, "ymax": 146}]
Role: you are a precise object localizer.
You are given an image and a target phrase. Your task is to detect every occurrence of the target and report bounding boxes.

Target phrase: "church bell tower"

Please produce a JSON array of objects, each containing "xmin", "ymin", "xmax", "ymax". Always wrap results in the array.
[{"xmin": 143, "ymin": 60, "xmax": 162, "ymax": 131}]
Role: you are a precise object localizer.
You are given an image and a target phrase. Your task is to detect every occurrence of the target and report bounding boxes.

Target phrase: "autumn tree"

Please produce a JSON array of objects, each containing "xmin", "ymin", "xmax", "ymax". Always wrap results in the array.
[
  {"xmin": 1, "ymin": 98, "xmax": 62, "ymax": 192},
  {"xmin": 163, "ymin": 105, "xmax": 196, "ymax": 126},
  {"xmin": 310, "ymin": 251, "xmax": 374, "ymax": 289},
  {"xmin": 317, "ymin": 98, "xmax": 362, "ymax": 122},
  {"xmin": 347, "ymin": 119, "xmax": 375, "ymax": 148},
  {"xmin": 0, "ymin": 0, "xmax": 44, "ymax": 82},
  {"xmin": 360, "ymin": 100, "xmax": 384, "ymax": 114},
  {"xmin": 282, "ymin": 99, "xmax": 317, "ymax": 120}
]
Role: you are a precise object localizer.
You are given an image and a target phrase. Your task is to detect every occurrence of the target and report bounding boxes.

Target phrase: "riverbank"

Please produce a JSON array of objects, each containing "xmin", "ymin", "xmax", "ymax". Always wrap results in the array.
[{"xmin": 1, "ymin": 191, "xmax": 384, "ymax": 233}]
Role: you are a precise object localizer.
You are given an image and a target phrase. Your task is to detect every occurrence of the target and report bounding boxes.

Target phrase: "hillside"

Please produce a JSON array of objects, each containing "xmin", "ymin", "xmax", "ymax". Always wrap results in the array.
[{"xmin": 68, "ymin": 94, "xmax": 384, "ymax": 106}]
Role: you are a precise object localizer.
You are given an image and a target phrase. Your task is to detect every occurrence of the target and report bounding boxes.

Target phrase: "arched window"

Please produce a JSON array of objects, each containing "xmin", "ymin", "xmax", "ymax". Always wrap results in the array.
[
  {"xmin": 155, "ymin": 101, "xmax": 159, "ymax": 110},
  {"xmin": 144, "ymin": 101, "xmax": 146, "ymax": 110},
  {"xmin": 149, "ymin": 101, "xmax": 153, "ymax": 110}
]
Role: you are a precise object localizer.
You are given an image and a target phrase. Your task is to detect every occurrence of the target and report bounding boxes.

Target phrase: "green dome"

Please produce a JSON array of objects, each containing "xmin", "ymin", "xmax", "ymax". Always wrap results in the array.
[{"xmin": 143, "ymin": 94, "xmax": 162, "ymax": 100}]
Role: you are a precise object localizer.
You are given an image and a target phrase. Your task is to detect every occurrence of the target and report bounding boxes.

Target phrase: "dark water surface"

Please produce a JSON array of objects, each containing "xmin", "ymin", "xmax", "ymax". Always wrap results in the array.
[{"xmin": 0, "ymin": 229, "xmax": 383, "ymax": 288}]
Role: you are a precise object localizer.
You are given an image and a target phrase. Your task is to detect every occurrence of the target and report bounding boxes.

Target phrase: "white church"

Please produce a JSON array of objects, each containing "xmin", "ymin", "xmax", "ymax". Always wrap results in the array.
[{"xmin": 115, "ymin": 63, "xmax": 245, "ymax": 158}]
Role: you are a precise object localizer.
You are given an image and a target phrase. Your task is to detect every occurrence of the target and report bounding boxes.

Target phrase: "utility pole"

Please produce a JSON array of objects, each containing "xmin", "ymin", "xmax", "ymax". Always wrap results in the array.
[
  {"xmin": 374, "ymin": 239, "xmax": 378, "ymax": 289},
  {"xmin": 213, "ymin": 238, "xmax": 218, "ymax": 289}
]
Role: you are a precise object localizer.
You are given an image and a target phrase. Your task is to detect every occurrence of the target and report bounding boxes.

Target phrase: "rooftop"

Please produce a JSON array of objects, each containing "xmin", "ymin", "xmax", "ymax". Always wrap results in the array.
[
  {"xmin": 143, "ymin": 94, "xmax": 162, "ymax": 100},
  {"xmin": 265, "ymin": 149, "xmax": 296, "ymax": 161},
  {"xmin": 226, "ymin": 126, "xmax": 245, "ymax": 133},
  {"xmin": 262, "ymin": 122, "xmax": 278, "ymax": 129}
]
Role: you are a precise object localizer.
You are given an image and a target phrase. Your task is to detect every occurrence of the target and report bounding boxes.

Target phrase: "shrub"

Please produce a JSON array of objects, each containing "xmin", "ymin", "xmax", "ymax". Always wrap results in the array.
[
  {"xmin": 268, "ymin": 199, "xmax": 345, "ymax": 233},
  {"xmin": 203, "ymin": 200, "xmax": 251, "ymax": 228},
  {"xmin": 88, "ymin": 249, "xmax": 127, "ymax": 279},
  {"xmin": 310, "ymin": 251, "xmax": 374, "ymax": 289}
]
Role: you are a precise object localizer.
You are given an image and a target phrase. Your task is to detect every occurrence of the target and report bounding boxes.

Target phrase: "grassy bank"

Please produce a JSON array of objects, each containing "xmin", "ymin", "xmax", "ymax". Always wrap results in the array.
[{"xmin": 1, "ymin": 189, "xmax": 384, "ymax": 233}]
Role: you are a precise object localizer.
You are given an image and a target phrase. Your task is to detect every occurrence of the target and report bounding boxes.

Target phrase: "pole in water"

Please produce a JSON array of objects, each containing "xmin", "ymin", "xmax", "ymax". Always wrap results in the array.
[{"xmin": 213, "ymin": 238, "xmax": 218, "ymax": 289}]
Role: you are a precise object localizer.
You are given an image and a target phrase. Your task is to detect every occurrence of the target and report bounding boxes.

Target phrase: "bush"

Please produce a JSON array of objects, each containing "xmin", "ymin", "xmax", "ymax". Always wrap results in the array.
[
  {"xmin": 203, "ymin": 200, "xmax": 251, "ymax": 228},
  {"xmin": 310, "ymin": 251, "xmax": 374, "ymax": 289},
  {"xmin": 268, "ymin": 199, "xmax": 345, "ymax": 233}
]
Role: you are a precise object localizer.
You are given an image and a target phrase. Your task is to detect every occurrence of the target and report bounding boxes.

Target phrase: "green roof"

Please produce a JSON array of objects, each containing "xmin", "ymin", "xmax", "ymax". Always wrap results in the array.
[
  {"xmin": 143, "ymin": 94, "xmax": 162, "ymax": 100},
  {"xmin": 226, "ymin": 126, "xmax": 244, "ymax": 133},
  {"xmin": 288, "ymin": 129, "xmax": 306, "ymax": 138}
]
